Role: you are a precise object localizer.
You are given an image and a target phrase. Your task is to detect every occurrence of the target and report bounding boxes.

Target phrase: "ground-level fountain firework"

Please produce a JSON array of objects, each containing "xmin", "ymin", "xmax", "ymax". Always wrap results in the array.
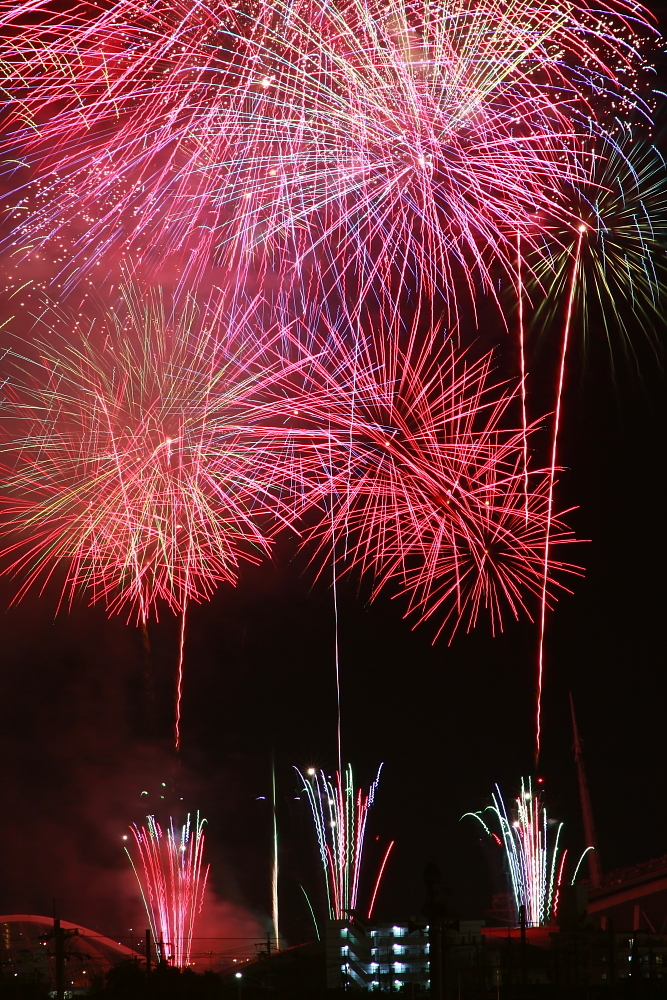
[
  {"xmin": 463, "ymin": 778, "xmax": 595, "ymax": 927},
  {"xmin": 463, "ymin": 779, "xmax": 565, "ymax": 927},
  {"xmin": 126, "ymin": 814, "xmax": 209, "ymax": 967},
  {"xmin": 296, "ymin": 764, "xmax": 392, "ymax": 921}
]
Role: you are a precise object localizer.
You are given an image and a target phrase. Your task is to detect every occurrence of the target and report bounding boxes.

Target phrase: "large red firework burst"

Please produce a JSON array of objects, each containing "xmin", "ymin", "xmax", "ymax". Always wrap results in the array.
[{"xmin": 282, "ymin": 318, "xmax": 582, "ymax": 639}]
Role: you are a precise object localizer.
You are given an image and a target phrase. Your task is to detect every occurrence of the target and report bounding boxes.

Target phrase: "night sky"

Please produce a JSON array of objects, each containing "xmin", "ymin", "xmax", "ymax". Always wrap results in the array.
[{"xmin": 0, "ymin": 2, "xmax": 665, "ymax": 959}]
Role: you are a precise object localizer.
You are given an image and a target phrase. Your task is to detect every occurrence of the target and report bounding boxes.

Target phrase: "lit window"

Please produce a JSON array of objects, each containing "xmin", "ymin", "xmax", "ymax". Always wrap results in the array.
[
  {"xmin": 393, "ymin": 944, "xmax": 404, "ymax": 955},
  {"xmin": 340, "ymin": 928, "xmax": 348, "ymax": 938},
  {"xmin": 341, "ymin": 946, "xmax": 349, "ymax": 956},
  {"xmin": 393, "ymin": 962, "xmax": 405, "ymax": 972},
  {"xmin": 393, "ymin": 926, "xmax": 406, "ymax": 937}
]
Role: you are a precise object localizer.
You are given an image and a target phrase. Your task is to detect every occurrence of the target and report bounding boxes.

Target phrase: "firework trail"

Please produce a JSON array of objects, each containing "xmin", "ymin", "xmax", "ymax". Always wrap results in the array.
[
  {"xmin": 126, "ymin": 813, "xmax": 209, "ymax": 967},
  {"xmin": 520, "ymin": 136, "xmax": 666, "ymax": 757},
  {"xmin": 271, "ymin": 756, "xmax": 280, "ymax": 950},
  {"xmin": 296, "ymin": 764, "xmax": 383, "ymax": 920},
  {"xmin": 288, "ymin": 320, "xmax": 583, "ymax": 640},
  {"xmin": 463, "ymin": 778, "xmax": 565, "ymax": 926},
  {"xmin": 535, "ymin": 227, "xmax": 583, "ymax": 759},
  {"xmin": 0, "ymin": 287, "xmax": 325, "ymax": 744},
  {"xmin": 367, "ymin": 840, "xmax": 395, "ymax": 920},
  {"xmin": 0, "ymin": 0, "xmax": 656, "ymax": 310}
]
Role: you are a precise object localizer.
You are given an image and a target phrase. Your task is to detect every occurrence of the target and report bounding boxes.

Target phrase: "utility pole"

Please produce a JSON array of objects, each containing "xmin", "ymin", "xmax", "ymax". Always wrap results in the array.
[
  {"xmin": 53, "ymin": 909, "xmax": 65, "ymax": 1000},
  {"xmin": 271, "ymin": 754, "xmax": 280, "ymax": 951},
  {"xmin": 519, "ymin": 905, "xmax": 526, "ymax": 989},
  {"xmin": 145, "ymin": 929, "xmax": 152, "ymax": 976},
  {"xmin": 570, "ymin": 693, "xmax": 601, "ymax": 886},
  {"xmin": 423, "ymin": 864, "xmax": 443, "ymax": 1000}
]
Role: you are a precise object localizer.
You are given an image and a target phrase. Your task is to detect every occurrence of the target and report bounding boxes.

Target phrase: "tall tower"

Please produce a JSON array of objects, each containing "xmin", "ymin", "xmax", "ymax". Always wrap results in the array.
[{"xmin": 570, "ymin": 693, "xmax": 601, "ymax": 887}]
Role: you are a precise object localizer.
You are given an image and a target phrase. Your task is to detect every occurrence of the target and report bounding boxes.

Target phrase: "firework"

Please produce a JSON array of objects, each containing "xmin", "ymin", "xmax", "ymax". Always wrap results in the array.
[
  {"xmin": 520, "ymin": 136, "xmax": 666, "ymax": 756},
  {"xmin": 0, "ymin": 287, "xmax": 326, "ymax": 746},
  {"xmin": 289, "ymin": 320, "xmax": 583, "ymax": 640},
  {"xmin": 126, "ymin": 813, "xmax": 209, "ymax": 967},
  {"xmin": 296, "ymin": 764, "xmax": 384, "ymax": 920},
  {"xmin": 0, "ymin": 0, "xmax": 659, "ymax": 771},
  {"xmin": 0, "ymin": 0, "xmax": 656, "ymax": 309},
  {"xmin": 463, "ymin": 778, "xmax": 566, "ymax": 926},
  {"xmin": 528, "ymin": 137, "xmax": 667, "ymax": 354},
  {"xmin": 0, "ymin": 288, "xmax": 312, "ymax": 622}
]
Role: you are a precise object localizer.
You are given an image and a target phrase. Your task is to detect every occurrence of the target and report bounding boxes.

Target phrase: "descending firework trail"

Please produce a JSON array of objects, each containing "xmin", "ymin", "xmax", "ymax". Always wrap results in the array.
[
  {"xmin": 296, "ymin": 764, "xmax": 383, "ymax": 920},
  {"xmin": 289, "ymin": 321, "xmax": 583, "ymax": 640},
  {"xmin": 0, "ymin": 288, "xmax": 325, "ymax": 744},
  {"xmin": 463, "ymin": 778, "xmax": 566, "ymax": 926},
  {"xmin": 0, "ymin": 0, "xmax": 656, "ymax": 310},
  {"xmin": 126, "ymin": 814, "xmax": 209, "ymax": 967}
]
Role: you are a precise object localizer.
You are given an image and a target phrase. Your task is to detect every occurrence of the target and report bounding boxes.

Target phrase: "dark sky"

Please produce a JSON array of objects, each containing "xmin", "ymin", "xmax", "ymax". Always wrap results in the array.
[{"xmin": 0, "ymin": 4, "xmax": 665, "ymax": 953}]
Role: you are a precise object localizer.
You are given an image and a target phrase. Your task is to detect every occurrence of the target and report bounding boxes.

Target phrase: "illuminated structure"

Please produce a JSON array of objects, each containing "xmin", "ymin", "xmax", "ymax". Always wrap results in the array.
[
  {"xmin": 325, "ymin": 919, "xmax": 485, "ymax": 992},
  {"xmin": 326, "ymin": 920, "xmax": 430, "ymax": 991}
]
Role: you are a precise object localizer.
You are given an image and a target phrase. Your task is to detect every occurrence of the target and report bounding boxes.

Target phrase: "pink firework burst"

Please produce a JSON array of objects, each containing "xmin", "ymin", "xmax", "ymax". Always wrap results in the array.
[
  {"xmin": 0, "ymin": 288, "xmax": 312, "ymax": 623},
  {"xmin": 0, "ymin": 0, "xmax": 656, "ymax": 309},
  {"xmin": 287, "ymin": 319, "xmax": 583, "ymax": 639}
]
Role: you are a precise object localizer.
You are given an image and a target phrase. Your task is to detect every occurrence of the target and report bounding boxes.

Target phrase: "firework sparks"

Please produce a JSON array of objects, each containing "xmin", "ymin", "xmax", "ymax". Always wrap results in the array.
[
  {"xmin": 0, "ymin": 287, "xmax": 327, "ymax": 746},
  {"xmin": 528, "ymin": 137, "xmax": 667, "ymax": 354},
  {"xmin": 0, "ymin": 288, "xmax": 313, "ymax": 622},
  {"xmin": 289, "ymin": 320, "xmax": 583, "ymax": 640},
  {"xmin": 0, "ymin": 0, "xmax": 660, "ymax": 769},
  {"xmin": 0, "ymin": 0, "xmax": 657, "ymax": 310},
  {"xmin": 126, "ymin": 813, "xmax": 209, "ymax": 967},
  {"xmin": 463, "ymin": 778, "xmax": 565, "ymax": 926},
  {"xmin": 296, "ymin": 764, "xmax": 384, "ymax": 920}
]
